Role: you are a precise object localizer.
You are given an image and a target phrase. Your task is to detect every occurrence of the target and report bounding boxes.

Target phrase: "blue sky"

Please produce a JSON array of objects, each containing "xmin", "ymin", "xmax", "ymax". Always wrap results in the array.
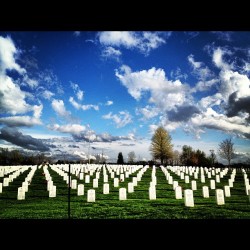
[{"xmin": 0, "ymin": 31, "xmax": 249, "ymax": 163}]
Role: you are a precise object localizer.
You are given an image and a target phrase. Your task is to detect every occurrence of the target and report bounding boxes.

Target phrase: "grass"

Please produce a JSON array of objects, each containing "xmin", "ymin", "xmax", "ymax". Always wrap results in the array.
[{"xmin": 0, "ymin": 165, "xmax": 250, "ymax": 219}]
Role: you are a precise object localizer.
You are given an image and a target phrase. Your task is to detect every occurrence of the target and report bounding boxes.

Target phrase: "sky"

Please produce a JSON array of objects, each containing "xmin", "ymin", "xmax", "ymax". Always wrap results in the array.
[{"xmin": 0, "ymin": 31, "xmax": 249, "ymax": 163}]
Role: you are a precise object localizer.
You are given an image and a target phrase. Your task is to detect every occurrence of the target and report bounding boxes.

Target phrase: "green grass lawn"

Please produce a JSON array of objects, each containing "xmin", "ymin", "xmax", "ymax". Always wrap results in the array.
[{"xmin": 0, "ymin": 165, "xmax": 250, "ymax": 219}]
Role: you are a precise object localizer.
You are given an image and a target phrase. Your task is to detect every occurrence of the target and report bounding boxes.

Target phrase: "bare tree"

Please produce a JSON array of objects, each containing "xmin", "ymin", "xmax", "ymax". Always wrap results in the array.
[
  {"xmin": 150, "ymin": 126, "xmax": 173, "ymax": 164},
  {"xmin": 218, "ymin": 138, "xmax": 235, "ymax": 167},
  {"xmin": 128, "ymin": 151, "xmax": 136, "ymax": 163}
]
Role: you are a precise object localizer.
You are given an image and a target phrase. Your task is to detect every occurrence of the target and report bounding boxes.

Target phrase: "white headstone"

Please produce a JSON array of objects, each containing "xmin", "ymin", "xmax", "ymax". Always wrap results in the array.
[
  {"xmin": 96, "ymin": 172, "xmax": 100, "ymax": 179},
  {"xmin": 120, "ymin": 174, "xmax": 125, "ymax": 182},
  {"xmin": 228, "ymin": 179, "xmax": 233, "ymax": 187},
  {"xmin": 79, "ymin": 173, "xmax": 84, "ymax": 180},
  {"xmin": 194, "ymin": 173, "xmax": 198, "ymax": 179},
  {"xmin": 207, "ymin": 172, "xmax": 211, "ymax": 178},
  {"xmin": 85, "ymin": 175, "xmax": 90, "ymax": 183},
  {"xmin": 125, "ymin": 172, "xmax": 129, "ymax": 178},
  {"xmin": 128, "ymin": 182, "xmax": 134, "ymax": 193},
  {"xmin": 49, "ymin": 186, "xmax": 56, "ymax": 197},
  {"xmin": 77, "ymin": 184, "xmax": 84, "ymax": 196},
  {"xmin": 0, "ymin": 183, "xmax": 2, "ymax": 193},
  {"xmin": 245, "ymin": 184, "xmax": 250, "ymax": 195},
  {"xmin": 71, "ymin": 179, "xmax": 77, "ymax": 189},
  {"xmin": 87, "ymin": 189, "xmax": 96, "ymax": 202},
  {"xmin": 201, "ymin": 175, "xmax": 205, "ymax": 183},
  {"xmin": 212, "ymin": 170, "xmax": 215, "ymax": 175},
  {"xmin": 103, "ymin": 175, "xmax": 108, "ymax": 183},
  {"xmin": 173, "ymin": 181, "xmax": 178, "ymax": 190},
  {"xmin": 216, "ymin": 189, "xmax": 225, "ymax": 205},
  {"xmin": 132, "ymin": 177, "xmax": 138, "ymax": 186},
  {"xmin": 22, "ymin": 182, "xmax": 29, "ymax": 192},
  {"xmin": 17, "ymin": 187, "xmax": 25, "ymax": 200},
  {"xmin": 184, "ymin": 189, "xmax": 194, "ymax": 207},
  {"xmin": 111, "ymin": 172, "xmax": 115, "ymax": 178},
  {"xmin": 175, "ymin": 186, "xmax": 182, "ymax": 199},
  {"xmin": 180, "ymin": 172, "xmax": 184, "ymax": 179},
  {"xmin": 202, "ymin": 186, "xmax": 209, "ymax": 198},
  {"xmin": 119, "ymin": 188, "xmax": 127, "ymax": 200},
  {"xmin": 191, "ymin": 180, "xmax": 197, "ymax": 190},
  {"xmin": 184, "ymin": 175, "xmax": 190, "ymax": 183},
  {"xmin": 103, "ymin": 183, "xmax": 109, "ymax": 194},
  {"xmin": 210, "ymin": 179, "xmax": 216, "ymax": 189},
  {"xmin": 3, "ymin": 178, "xmax": 9, "ymax": 187},
  {"xmin": 93, "ymin": 178, "xmax": 98, "ymax": 188},
  {"xmin": 224, "ymin": 185, "xmax": 231, "ymax": 197},
  {"xmin": 47, "ymin": 180, "xmax": 53, "ymax": 191},
  {"xmin": 215, "ymin": 175, "xmax": 220, "ymax": 183},
  {"xmin": 149, "ymin": 186, "xmax": 156, "ymax": 200},
  {"xmin": 114, "ymin": 178, "xmax": 119, "ymax": 187},
  {"xmin": 168, "ymin": 176, "xmax": 173, "ymax": 184}
]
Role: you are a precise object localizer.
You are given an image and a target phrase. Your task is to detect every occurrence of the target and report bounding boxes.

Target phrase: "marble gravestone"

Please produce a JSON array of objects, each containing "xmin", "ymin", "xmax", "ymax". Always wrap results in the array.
[
  {"xmin": 119, "ymin": 188, "xmax": 127, "ymax": 200},
  {"xmin": 184, "ymin": 189, "xmax": 194, "ymax": 207},
  {"xmin": 77, "ymin": 184, "xmax": 84, "ymax": 196},
  {"xmin": 202, "ymin": 186, "xmax": 209, "ymax": 198},
  {"xmin": 87, "ymin": 189, "xmax": 96, "ymax": 202},
  {"xmin": 103, "ymin": 183, "xmax": 109, "ymax": 194},
  {"xmin": 149, "ymin": 186, "xmax": 156, "ymax": 200},
  {"xmin": 175, "ymin": 186, "xmax": 182, "ymax": 199},
  {"xmin": 128, "ymin": 182, "xmax": 134, "ymax": 193},
  {"xmin": 216, "ymin": 189, "xmax": 225, "ymax": 205}
]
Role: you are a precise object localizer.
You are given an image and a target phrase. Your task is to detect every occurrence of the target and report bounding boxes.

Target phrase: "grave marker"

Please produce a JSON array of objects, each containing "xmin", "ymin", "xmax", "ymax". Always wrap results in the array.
[
  {"xmin": 185, "ymin": 175, "xmax": 189, "ymax": 183},
  {"xmin": 77, "ymin": 184, "xmax": 84, "ymax": 196},
  {"xmin": 224, "ymin": 185, "xmax": 231, "ymax": 197},
  {"xmin": 216, "ymin": 189, "xmax": 225, "ymax": 205},
  {"xmin": 191, "ymin": 180, "xmax": 197, "ymax": 190},
  {"xmin": 93, "ymin": 178, "xmax": 98, "ymax": 188},
  {"xmin": 149, "ymin": 186, "xmax": 156, "ymax": 200},
  {"xmin": 210, "ymin": 179, "xmax": 215, "ymax": 189},
  {"xmin": 119, "ymin": 188, "xmax": 127, "ymax": 200},
  {"xmin": 202, "ymin": 186, "xmax": 209, "ymax": 198},
  {"xmin": 85, "ymin": 175, "xmax": 90, "ymax": 183},
  {"xmin": 71, "ymin": 179, "xmax": 77, "ymax": 189},
  {"xmin": 17, "ymin": 187, "xmax": 25, "ymax": 200},
  {"xmin": 184, "ymin": 189, "xmax": 194, "ymax": 207},
  {"xmin": 175, "ymin": 186, "xmax": 182, "ymax": 199},
  {"xmin": 201, "ymin": 175, "xmax": 205, "ymax": 183},
  {"xmin": 49, "ymin": 186, "xmax": 56, "ymax": 197},
  {"xmin": 87, "ymin": 189, "xmax": 95, "ymax": 202},
  {"xmin": 114, "ymin": 178, "xmax": 119, "ymax": 187},
  {"xmin": 103, "ymin": 183, "xmax": 109, "ymax": 194}
]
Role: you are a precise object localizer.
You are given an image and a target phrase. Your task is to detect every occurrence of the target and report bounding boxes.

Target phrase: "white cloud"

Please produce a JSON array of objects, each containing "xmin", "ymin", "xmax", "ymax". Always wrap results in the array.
[
  {"xmin": 0, "ymin": 36, "xmax": 26, "ymax": 74},
  {"xmin": 69, "ymin": 96, "xmax": 81, "ymax": 110},
  {"xmin": 102, "ymin": 111, "xmax": 132, "ymax": 128},
  {"xmin": 42, "ymin": 90, "xmax": 54, "ymax": 100},
  {"xmin": 170, "ymin": 67, "xmax": 188, "ymax": 80},
  {"xmin": 115, "ymin": 64, "xmax": 190, "ymax": 111},
  {"xmin": 190, "ymin": 108, "xmax": 250, "ymax": 138},
  {"xmin": 101, "ymin": 46, "xmax": 122, "ymax": 61},
  {"xmin": 48, "ymin": 123, "xmax": 86, "ymax": 135},
  {"xmin": 69, "ymin": 97, "xmax": 99, "ymax": 111},
  {"xmin": 188, "ymin": 54, "xmax": 214, "ymax": 81},
  {"xmin": 0, "ymin": 115, "xmax": 42, "ymax": 127},
  {"xmin": 98, "ymin": 31, "xmax": 167, "ymax": 55},
  {"xmin": 51, "ymin": 99, "xmax": 71, "ymax": 118},
  {"xmin": 136, "ymin": 105, "xmax": 159, "ymax": 120},
  {"xmin": 212, "ymin": 47, "xmax": 233, "ymax": 71},
  {"xmin": 70, "ymin": 82, "xmax": 84, "ymax": 101},
  {"xmin": 199, "ymin": 93, "xmax": 223, "ymax": 109},
  {"xmin": 82, "ymin": 104, "xmax": 99, "ymax": 111},
  {"xmin": 105, "ymin": 100, "xmax": 113, "ymax": 106},
  {"xmin": 0, "ymin": 75, "xmax": 31, "ymax": 115}
]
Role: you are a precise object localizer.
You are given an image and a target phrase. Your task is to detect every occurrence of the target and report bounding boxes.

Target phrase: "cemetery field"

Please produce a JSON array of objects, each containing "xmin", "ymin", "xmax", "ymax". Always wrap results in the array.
[{"xmin": 0, "ymin": 164, "xmax": 250, "ymax": 219}]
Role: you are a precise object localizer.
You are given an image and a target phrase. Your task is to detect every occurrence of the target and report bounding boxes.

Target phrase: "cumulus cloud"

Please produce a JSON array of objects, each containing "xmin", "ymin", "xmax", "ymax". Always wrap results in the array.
[
  {"xmin": 98, "ymin": 31, "xmax": 168, "ymax": 55},
  {"xmin": 48, "ymin": 123, "xmax": 87, "ymax": 135},
  {"xmin": 170, "ymin": 67, "xmax": 188, "ymax": 80},
  {"xmin": 73, "ymin": 31, "xmax": 81, "ymax": 37},
  {"xmin": 0, "ymin": 115, "xmax": 42, "ymax": 127},
  {"xmin": 0, "ymin": 126, "xmax": 49, "ymax": 151},
  {"xmin": 0, "ymin": 36, "xmax": 26, "ymax": 74},
  {"xmin": 105, "ymin": 100, "xmax": 113, "ymax": 106},
  {"xmin": 167, "ymin": 105, "xmax": 200, "ymax": 122},
  {"xmin": 101, "ymin": 46, "xmax": 122, "ymax": 61},
  {"xmin": 69, "ymin": 96, "xmax": 99, "ymax": 111},
  {"xmin": 115, "ymin": 64, "xmax": 190, "ymax": 111},
  {"xmin": 0, "ymin": 75, "xmax": 32, "ymax": 115},
  {"xmin": 102, "ymin": 111, "xmax": 132, "ymax": 128},
  {"xmin": 51, "ymin": 99, "xmax": 72, "ymax": 119},
  {"xmin": 42, "ymin": 90, "xmax": 54, "ymax": 100},
  {"xmin": 70, "ymin": 82, "xmax": 84, "ymax": 101},
  {"xmin": 136, "ymin": 105, "xmax": 159, "ymax": 120}
]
